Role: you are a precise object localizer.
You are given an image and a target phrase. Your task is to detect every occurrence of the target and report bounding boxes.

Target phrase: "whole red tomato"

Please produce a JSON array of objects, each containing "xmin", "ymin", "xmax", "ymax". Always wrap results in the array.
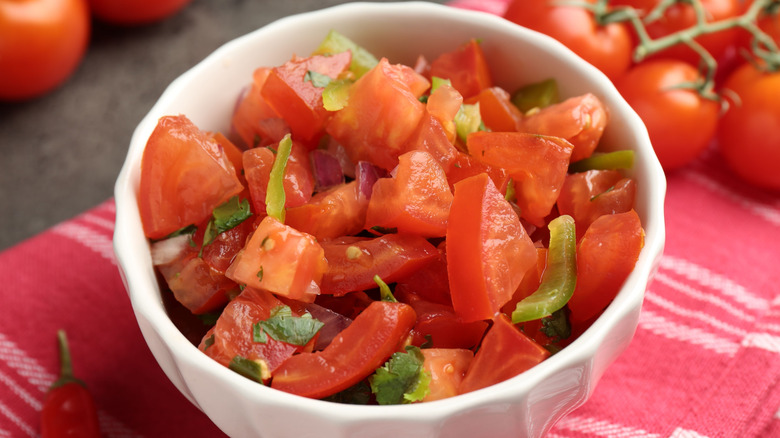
[
  {"xmin": 0, "ymin": 0, "xmax": 90, "ymax": 101},
  {"xmin": 615, "ymin": 59, "xmax": 719, "ymax": 170},
  {"xmin": 717, "ymin": 62, "xmax": 780, "ymax": 191},
  {"xmin": 88, "ymin": 0, "xmax": 193, "ymax": 25},
  {"xmin": 503, "ymin": 0, "xmax": 633, "ymax": 80},
  {"xmin": 612, "ymin": 0, "xmax": 741, "ymax": 65}
]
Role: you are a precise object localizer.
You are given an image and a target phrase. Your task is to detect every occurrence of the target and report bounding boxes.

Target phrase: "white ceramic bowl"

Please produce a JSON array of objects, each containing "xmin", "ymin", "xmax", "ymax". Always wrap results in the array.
[{"xmin": 113, "ymin": 2, "xmax": 666, "ymax": 437}]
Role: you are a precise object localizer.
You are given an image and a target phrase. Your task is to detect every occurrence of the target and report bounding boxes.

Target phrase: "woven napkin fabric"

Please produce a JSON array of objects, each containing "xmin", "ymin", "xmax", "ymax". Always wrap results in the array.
[{"xmin": 2, "ymin": 2, "xmax": 780, "ymax": 437}]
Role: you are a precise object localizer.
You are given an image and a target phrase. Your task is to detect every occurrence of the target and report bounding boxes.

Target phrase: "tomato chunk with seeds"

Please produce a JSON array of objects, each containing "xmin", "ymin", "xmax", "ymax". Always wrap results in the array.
[
  {"xmin": 327, "ymin": 58, "xmax": 428, "ymax": 171},
  {"xmin": 199, "ymin": 287, "xmax": 312, "ymax": 378},
  {"xmin": 320, "ymin": 234, "xmax": 438, "ymax": 296},
  {"xmin": 286, "ymin": 181, "xmax": 368, "ymax": 240},
  {"xmin": 271, "ymin": 301, "xmax": 416, "ymax": 399},
  {"xmin": 458, "ymin": 314, "xmax": 550, "ymax": 394},
  {"xmin": 568, "ymin": 210, "xmax": 644, "ymax": 323},
  {"xmin": 447, "ymin": 173, "xmax": 537, "ymax": 322},
  {"xmin": 365, "ymin": 150, "xmax": 454, "ymax": 238},
  {"xmin": 557, "ymin": 170, "xmax": 637, "ymax": 238},
  {"xmin": 421, "ymin": 348, "xmax": 473, "ymax": 402},
  {"xmin": 139, "ymin": 115, "xmax": 244, "ymax": 239},
  {"xmin": 226, "ymin": 216, "xmax": 327, "ymax": 301},
  {"xmin": 261, "ymin": 51, "xmax": 352, "ymax": 144},
  {"xmin": 467, "ymin": 131, "xmax": 573, "ymax": 227}
]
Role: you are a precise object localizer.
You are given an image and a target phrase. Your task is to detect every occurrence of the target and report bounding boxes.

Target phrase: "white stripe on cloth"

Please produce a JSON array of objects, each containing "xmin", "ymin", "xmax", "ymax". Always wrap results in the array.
[
  {"xmin": 639, "ymin": 310, "xmax": 740, "ymax": 356},
  {"xmin": 669, "ymin": 427, "xmax": 711, "ymax": 438},
  {"xmin": 653, "ymin": 273, "xmax": 758, "ymax": 324},
  {"xmin": 554, "ymin": 413, "xmax": 662, "ymax": 437},
  {"xmin": 742, "ymin": 333, "xmax": 780, "ymax": 354},
  {"xmin": 683, "ymin": 170, "xmax": 780, "ymax": 227},
  {"xmin": 0, "ymin": 369, "xmax": 42, "ymax": 410},
  {"xmin": 79, "ymin": 212, "xmax": 116, "ymax": 233},
  {"xmin": 643, "ymin": 293, "xmax": 749, "ymax": 338},
  {"xmin": 0, "ymin": 399, "xmax": 36, "ymax": 438},
  {"xmin": 51, "ymin": 222, "xmax": 116, "ymax": 266},
  {"xmin": 659, "ymin": 256, "xmax": 769, "ymax": 311}
]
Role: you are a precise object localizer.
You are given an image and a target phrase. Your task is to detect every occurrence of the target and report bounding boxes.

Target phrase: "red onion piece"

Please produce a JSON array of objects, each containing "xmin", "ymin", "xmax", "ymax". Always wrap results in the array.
[
  {"xmin": 355, "ymin": 161, "xmax": 387, "ymax": 200},
  {"xmin": 325, "ymin": 139, "xmax": 356, "ymax": 179},
  {"xmin": 150, "ymin": 234, "xmax": 191, "ymax": 266},
  {"xmin": 305, "ymin": 303, "xmax": 353, "ymax": 350},
  {"xmin": 310, "ymin": 149, "xmax": 345, "ymax": 190}
]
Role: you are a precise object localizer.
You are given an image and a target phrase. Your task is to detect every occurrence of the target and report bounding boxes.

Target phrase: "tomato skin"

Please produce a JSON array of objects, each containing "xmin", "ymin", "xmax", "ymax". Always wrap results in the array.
[
  {"xmin": 458, "ymin": 314, "xmax": 550, "ymax": 394},
  {"xmin": 615, "ymin": 60, "xmax": 719, "ymax": 171},
  {"xmin": 242, "ymin": 141, "xmax": 314, "ymax": 215},
  {"xmin": 429, "ymin": 39, "xmax": 492, "ymax": 99},
  {"xmin": 465, "ymin": 86, "xmax": 523, "ymax": 132},
  {"xmin": 467, "ymin": 131, "xmax": 574, "ymax": 226},
  {"xmin": 327, "ymin": 58, "xmax": 428, "ymax": 171},
  {"xmin": 717, "ymin": 62, "xmax": 780, "ymax": 191},
  {"xmin": 365, "ymin": 150, "xmax": 454, "ymax": 238},
  {"xmin": 157, "ymin": 250, "xmax": 238, "ymax": 314},
  {"xmin": 271, "ymin": 301, "xmax": 417, "ymax": 399},
  {"xmin": 0, "ymin": 0, "xmax": 90, "ymax": 101},
  {"xmin": 407, "ymin": 297, "xmax": 488, "ymax": 349},
  {"xmin": 568, "ymin": 210, "xmax": 644, "ymax": 323},
  {"xmin": 88, "ymin": 0, "xmax": 192, "ymax": 25},
  {"xmin": 421, "ymin": 348, "xmax": 473, "ymax": 402},
  {"xmin": 319, "ymin": 234, "xmax": 439, "ymax": 296},
  {"xmin": 41, "ymin": 381, "xmax": 100, "ymax": 438},
  {"xmin": 447, "ymin": 173, "xmax": 537, "ymax": 323},
  {"xmin": 231, "ymin": 67, "xmax": 282, "ymax": 148},
  {"xmin": 394, "ymin": 243, "xmax": 452, "ymax": 306},
  {"xmin": 139, "ymin": 115, "xmax": 244, "ymax": 239},
  {"xmin": 199, "ymin": 287, "xmax": 310, "ymax": 376},
  {"xmin": 225, "ymin": 216, "xmax": 327, "ymax": 301},
  {"xmin": 504, "ymin": 0, "xmax": 632, "ymax": 81},
  {"xmin": 557, "ymin": 170, "xmax": 637, "ymax": 238},
  {"xmin": 286, "ymin": 181, "xmax": 368, "ymax": 240}
]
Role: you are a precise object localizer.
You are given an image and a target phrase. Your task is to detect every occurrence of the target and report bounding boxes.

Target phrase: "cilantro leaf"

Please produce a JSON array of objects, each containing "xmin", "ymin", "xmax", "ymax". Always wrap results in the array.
[
  {"xmin": 321, "ymin": 380, "xmax": 372, "ymax": 405},
  {"xmin": 256, "ymin": 305, "xmax": 324, "ymax": 346},
  {"xmin": 539, "ymin": 307, "xmax": 571, "ymax": 343},
  {"xmin": 304, "ymin": 70, "xmax": 332, "ymax": 88},
  {"xmin": 201, "ymin": 196, "xmax": 251, "ymax": 253},
  {"xmin": 369, "ymin": 346, "xmax": 430, "ymax": 405},
  {"xmin": 229, "ymin": 356, "xmax": 269, "ymax": 383}
]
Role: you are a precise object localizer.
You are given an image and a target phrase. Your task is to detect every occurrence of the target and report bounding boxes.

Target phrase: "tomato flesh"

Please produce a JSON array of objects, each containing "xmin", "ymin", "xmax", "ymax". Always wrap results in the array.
[
  {"xmin": 421, "ymin": 348, "xmax": 473, "ymax": 402},
  {"xmin": 429, "ymin": 39, "xmax": 492, "ymax": 99}
]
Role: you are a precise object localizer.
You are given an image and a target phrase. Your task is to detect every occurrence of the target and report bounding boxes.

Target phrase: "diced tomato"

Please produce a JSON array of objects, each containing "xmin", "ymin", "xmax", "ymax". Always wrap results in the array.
[
  {"xmin": 225, "ymin": 216, "xmax": 327, "ymax": 301},
  {"xmin": 458, "ymin": 314, "xmax": 550, "ymax": 394},
  {"xmin": 429, "ymin": 39, "xmax": 492, "ymax": 99},
  {"xmin": 394, "ymin": 243, "xmax": 451, "ymax": 306},
  {"xmin": 199, "ymin": 287, "xmax": 312, "ymax": 378},
  {"xmin": 210, "ymin": 132, "xmax": 245, "ymax": 179},
  {"xmin": 407, "ymin": 297, "xmax": 488, "ymax": 349},
  {"xmin": 365, "ymin": 151, "xmax": 453, "ymax": 238},
  {"xmin": 319, "ymin": 234, "xmax": 439, "ymax": 296},
  {"xmin": 231, "ymin": 67, "xmax": 280, "ymax": 148},
  {"xmin": 518, "ymin": 93, "xmax": 608, "ymax": 162},
  {"xmin": 242, "ymin": 140, "xmax": 314, "ymax": 215},
  {"xmin": 314, "ymin": 291, "xmax": 374, "ymax": 321},
  {"xmin": 271, "ymin": 301, "xmax": 416, "ymax": 399},
  {"xmin": 200, "ymin": 216, "xmax": 256, "ymax": 274},
  {"xmin": 425, "ymin": 82, "xmax": 463, "ymax": 144},
  {"xmin": 285, "ymin": 181, "xmax": 368, "ymax": 240},
  {"xmin": 501, "ymin": 247, "xmax": 548, "ymax": 315},
  {"xmin": 568, "ymin": 210, "xmax": 644, "ymax": 323},
  {"xmin": 157, "ymin": 250, "xmax": 238, "ymax": 314},
  {"xmin": 138, "ymin": 115, "xmax": 244, "ymax": 239},
  {"xmin": 261, "ymin": 51, "xmax": 352, "ymax": 144},
  {"xmin": 421, "ymin": 348, "xmax": 473, "ymax": 402},
  {"xmin": 467, "ymin": 131, "xmax": 573, "ymax": 227},
  {"xmin": 403, "ymin": 113, "xmax": 459, "ymax": 173},
  {"xmin": 446, "ymin": 150, "xmax": 511, "ymax": 195},
  {"xmin": 327, "ymin": 58, "xmax": 428, "ymax": 171},
  {"xmin": 557, "ymin": 170, "xmax": 637, "ymax": 239},
  {"xmin": 465, "ymin": 86, "xmax": 523, "ymax": 132},
  {"xmin": 447, "ymin": 173, "xmax": 537, "ymax": 322}
]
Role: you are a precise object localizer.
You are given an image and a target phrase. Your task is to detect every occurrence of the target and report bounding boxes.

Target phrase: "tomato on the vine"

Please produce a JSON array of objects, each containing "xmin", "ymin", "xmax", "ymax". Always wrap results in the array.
[
  {"xmin": 503, "ymin": 0, "xmax": 633, "ymax": 81},
  {"xmin": 88, "ymin": 0, "xmax": 193, "ymax": 25},
  {"xmin": 612, "ymin": 0, "xmax": 741, "ymax": 66},
  {"xmin": 614, "ymin": 59, "xmax": 719, "ymax": 170},
  {"xmin": 717, "ymin": 62, "xmax": 780, "ymax": 191},
  {"xmin": 0, "ymin": 0, "xmax": 90, "ymax": 101}
]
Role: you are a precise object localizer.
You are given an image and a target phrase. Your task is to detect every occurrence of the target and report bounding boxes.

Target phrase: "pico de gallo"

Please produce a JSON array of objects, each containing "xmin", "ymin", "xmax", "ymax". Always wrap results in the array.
[{"xmin": 139, "ymin": 31, "xmax": 644, "ymax": 404}]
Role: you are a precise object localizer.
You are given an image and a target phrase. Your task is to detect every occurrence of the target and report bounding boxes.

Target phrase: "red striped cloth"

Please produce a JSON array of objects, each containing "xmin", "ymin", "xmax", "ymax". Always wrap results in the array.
[{"xmin": 2, "ymin": 3, "xmax": 779, "ymax": 437}]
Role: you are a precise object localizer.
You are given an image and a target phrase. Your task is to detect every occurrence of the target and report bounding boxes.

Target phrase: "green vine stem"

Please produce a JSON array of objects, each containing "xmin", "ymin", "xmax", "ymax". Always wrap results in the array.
[{"xmin": 565, "ymin": 0, "xmax": 780, "ymax": 100}]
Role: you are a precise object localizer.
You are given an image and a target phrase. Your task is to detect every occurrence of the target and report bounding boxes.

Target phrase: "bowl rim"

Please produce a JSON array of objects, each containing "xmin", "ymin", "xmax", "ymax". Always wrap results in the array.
[{"xmin": 113, "ymin": 0, "xmax": 666, "ymax": 426}]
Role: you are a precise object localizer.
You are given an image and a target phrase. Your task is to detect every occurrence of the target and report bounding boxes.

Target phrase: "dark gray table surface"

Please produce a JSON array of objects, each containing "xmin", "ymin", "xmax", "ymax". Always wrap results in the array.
[{"xmin": 0, "ymin": 0, "xmax": 448, "ymax": 251}]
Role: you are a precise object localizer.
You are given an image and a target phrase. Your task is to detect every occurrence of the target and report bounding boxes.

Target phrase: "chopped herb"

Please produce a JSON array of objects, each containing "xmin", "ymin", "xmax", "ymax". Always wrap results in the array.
[
  {"xmin": 370, "ymin": 226, "xmax": 398, "ymax": 234},
  {"xmin": 197, "ymin": 311, "xmax": 222, "ymax": 327},
  {"xmin": 229, "ymin": 356, "xmax": 269, "ymax": 383},
  {"xmin": 203, "ymin": 334, "xmax": 215, "ymax": 350},
  {"xmin": 255, "ymin": 305, "xmax": 324, "ymax": 346},
  {"xmin": 200, "ymin": 196, "xmax": 251, "ymax": 255},
  {"xmin": 418, "ymin": 95, "xmax": 429, "ymax": 103},
  {"xmin": 257, "ymin": 266, "xmax": 264, "ymax": 281},
  {"xmin": 369, "ymin": 346, "xmax": 430, "ymax": 405},
  {"xmin": 304, "ymin": 70, "xmax": 332, "ymax": 88},
  {"xmin": 505, "ymin": 178, "xmax": 516, "ymax": 202},
  {"xmin": 420, "ymin": 334, "xmax": 433, "ymax": 349},
  {"xmin": 373, "ymin": 275, "xmax": 397, "ymax": 303},
  {"xmin": 252, "ymin": 323, "xmax": 268, "ymax": 344},
  {"xmin": 539, "ymin": 307, "xmax": 571, "ymax": 343},
  {"xmin": 321, "ymin": 380, "xmax": 372, "ymax": 405},
  {"xmin": 590, "ymin": 185, "xmax": 616, "ymax": 202},
  {"xmin": 154, "ymin": 224, "xmax": 197, "ymax": 243}
]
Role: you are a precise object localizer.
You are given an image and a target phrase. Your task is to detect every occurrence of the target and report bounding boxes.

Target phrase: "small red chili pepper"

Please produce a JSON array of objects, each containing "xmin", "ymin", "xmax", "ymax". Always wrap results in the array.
[{"xmin": 41, "ymin": 330, "xmax": 101, "ymax": 438}]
